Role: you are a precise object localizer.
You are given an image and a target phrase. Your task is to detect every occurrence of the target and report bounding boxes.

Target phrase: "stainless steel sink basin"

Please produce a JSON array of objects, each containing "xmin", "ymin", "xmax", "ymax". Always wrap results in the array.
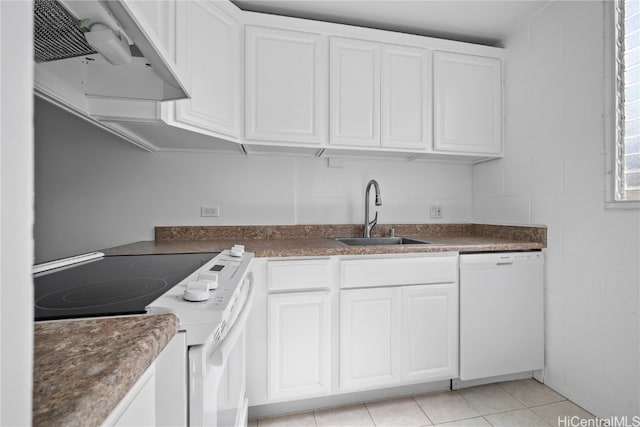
[{"xmin": 336, "ymin": 237, "xmax": 431, "ymax": 246}]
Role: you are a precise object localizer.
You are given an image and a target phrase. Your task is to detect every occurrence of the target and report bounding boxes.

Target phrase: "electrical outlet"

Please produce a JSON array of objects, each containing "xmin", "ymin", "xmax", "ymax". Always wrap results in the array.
[
  {"xmin": 201, "ymin": 206, "xmax": 220, "ymax": 217},
  {"xmin": 430, "ymin": 205, "xmax": 443, "ymax": 219}
]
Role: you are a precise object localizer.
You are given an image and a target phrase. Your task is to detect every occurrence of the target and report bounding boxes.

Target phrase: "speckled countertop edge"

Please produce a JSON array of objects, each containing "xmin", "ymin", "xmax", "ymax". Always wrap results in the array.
[
  {"xmin": 104, "ymin": 223, "xmax": 546, "ymax": 258},
  {"xmin": 33, "ymin": 314, "xmax": 179, "ymax": 427}
]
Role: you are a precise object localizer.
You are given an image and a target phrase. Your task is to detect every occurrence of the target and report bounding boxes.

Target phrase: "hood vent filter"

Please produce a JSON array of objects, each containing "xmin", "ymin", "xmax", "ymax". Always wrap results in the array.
[{"xmin": 33, "ymin": 0, "xmax": 97, "ymax": 63}]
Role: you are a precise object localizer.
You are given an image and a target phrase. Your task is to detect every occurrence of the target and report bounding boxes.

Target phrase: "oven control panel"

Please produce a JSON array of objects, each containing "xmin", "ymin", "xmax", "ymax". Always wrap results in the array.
[{"xmin": 146, "ymin": 249, "xmax": 254, "ymax": 345}]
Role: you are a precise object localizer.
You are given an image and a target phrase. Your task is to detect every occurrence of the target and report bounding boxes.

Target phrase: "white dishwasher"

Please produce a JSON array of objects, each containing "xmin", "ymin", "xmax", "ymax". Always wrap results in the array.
[{"xmin": 459, "ymin": 251, "xmax": 544, "ymax": 381}]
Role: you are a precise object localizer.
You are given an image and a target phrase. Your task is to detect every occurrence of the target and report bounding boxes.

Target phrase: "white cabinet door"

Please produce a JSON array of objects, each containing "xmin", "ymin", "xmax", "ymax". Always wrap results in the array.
[
  {"xmin": 381, "ymin": 44, "xmax": 431, "ymax": 150},
  {"xmin": 129, "ymin": 1, "xmax": 175, "ymax": 56},
  {"xmin": 268, "ymin": 291, "xmax": 331, "ymax": 400},
  {"xmin": 402, "ymin": 284, "xmax": 458, "ymax": 382},
  {"xmin": 330, "ymin": 38, "xmax": 380, "ymax": 147},
  {"xmin": 340, "ymin": 287, "xmax": 400, "ymax": 390},
  {"xmin": 246, "ymin": 27, "xmax": 327, "ymax": 144},
  {"xmin": 167, "ymin": 1, "xmax": 241, "ymax": 138},
  {"xmin": 433, "ymin": 51, "xmax": 502, "ymax": 155}
]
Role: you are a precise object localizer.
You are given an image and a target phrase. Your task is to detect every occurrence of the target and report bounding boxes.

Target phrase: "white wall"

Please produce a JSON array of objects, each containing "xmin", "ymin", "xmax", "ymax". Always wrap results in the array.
[
  {"xmin": 0, "ymin": 1, "xmax": 34, "ymax": 425},
  {"xmin": 34, "ymin": 97, "xmax": 472, "ymax": 262},
  {"xmin": 473, "ymin": 1, "xmax": 639, "ymax": 418}
]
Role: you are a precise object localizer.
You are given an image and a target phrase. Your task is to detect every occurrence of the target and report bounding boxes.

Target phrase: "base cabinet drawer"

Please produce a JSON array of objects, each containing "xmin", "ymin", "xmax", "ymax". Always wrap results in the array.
[
  {"xmin": 339, "ymin": 254, "xmax": 457, "ymax": 288},
  {"xmin": 267, "ymin": 259, "xmax": 331, "ymax": 291}
]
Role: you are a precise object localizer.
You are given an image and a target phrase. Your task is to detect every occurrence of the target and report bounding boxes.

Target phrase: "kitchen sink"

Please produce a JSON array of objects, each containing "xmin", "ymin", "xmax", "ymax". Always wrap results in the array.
[{"xmin": 336, "ymin": 237, "xmax": 431, "ymax": 246}]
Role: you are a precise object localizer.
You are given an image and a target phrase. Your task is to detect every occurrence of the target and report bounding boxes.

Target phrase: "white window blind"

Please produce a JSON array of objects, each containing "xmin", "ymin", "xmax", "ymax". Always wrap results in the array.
[{"xmin": 615, "ymin": 0, "xmax": 640, "ymax": 201}]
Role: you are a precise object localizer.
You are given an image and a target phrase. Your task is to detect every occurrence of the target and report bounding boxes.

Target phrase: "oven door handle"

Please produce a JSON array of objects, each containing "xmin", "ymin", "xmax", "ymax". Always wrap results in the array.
[{"xmin": 208, "ymin": 277, "xmax": 254, "ymax": 368}]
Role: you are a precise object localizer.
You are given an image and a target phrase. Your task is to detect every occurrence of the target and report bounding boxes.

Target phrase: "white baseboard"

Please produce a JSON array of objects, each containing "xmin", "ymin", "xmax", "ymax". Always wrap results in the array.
[
  {"xmin": 249, "ymin": 380, "xmax": 450, "ymax": 420},
  {"xmin": 451, "ymin": 371, "xmax": 533, "ymax": 389}
]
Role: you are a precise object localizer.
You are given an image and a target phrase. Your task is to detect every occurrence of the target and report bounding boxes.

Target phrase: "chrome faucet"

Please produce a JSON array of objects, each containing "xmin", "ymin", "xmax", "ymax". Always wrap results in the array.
[{"xmin": 363, "ymin": 179, "xmax": 382, "ymax": 238}]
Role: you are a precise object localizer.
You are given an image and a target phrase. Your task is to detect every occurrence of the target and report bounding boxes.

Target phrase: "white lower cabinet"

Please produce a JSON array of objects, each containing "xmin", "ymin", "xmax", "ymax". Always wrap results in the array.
[
  {"xmin": 340, "ymin": 283, "xmax": 458, "ymax": 391},
  {"xmin": 268, "ymin": 291, "xmax": 331, "ymax": 400},
  {"xmin": 247, "ymin": 253, "xmax": 459, "ymax": 409},
  {"xmin": 402, "ymin": 284, "xmax": 458, "ymax": 381},
  {"xmin": 340, "ymin": 287, "xmax": 401, "ymax": 390}
]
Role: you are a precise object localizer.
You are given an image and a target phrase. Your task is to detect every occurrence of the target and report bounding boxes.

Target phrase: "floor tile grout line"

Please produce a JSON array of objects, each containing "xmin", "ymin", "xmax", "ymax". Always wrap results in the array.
[
  {"xmin": 496, "ymin": 379, "xmax": 569, "ymax": 409},
  {"xmin": 495, "ymin": 381, "xmax": 529, "ymax": 407},
  {"xmin": 363, "ymin": 401, "xmax": 375, "ymax": 426},
  {"xmin": 526, "ymin": 398, "xmax": 569, "ymax": 410},
  {"xmin": 483, "ymin": 415, "xmax": 495, "ymax": 426},
  {"xmin": 363, "ymin": 399, "xmax": 378, "ymax": 426},
  {"xmin": 484, "ymin": 407, "xmax": 554, "ymax": 427},
  {"xmin": 411, "ymin": 394, "xmax": 435, "ymax": 426},
  {"xmin": 496, "ymin": 380, "xmax": 556, "ymax": 409},
  {"xmin": 456, "ymin": 386, "xmax": 486, "ymax": 416}
]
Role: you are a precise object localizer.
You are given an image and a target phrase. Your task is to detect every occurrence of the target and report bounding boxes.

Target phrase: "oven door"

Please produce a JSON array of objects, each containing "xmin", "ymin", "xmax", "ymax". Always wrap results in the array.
[{"xmin": 189, "ymin": 277, "xmax": 253, "ymax": 427}]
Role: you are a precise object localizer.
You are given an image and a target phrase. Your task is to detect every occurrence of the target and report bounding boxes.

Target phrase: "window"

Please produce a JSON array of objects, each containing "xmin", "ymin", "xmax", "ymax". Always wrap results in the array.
[{"xmin": 614, "ymin": 0, "xmax": 640, "ymax": 201}]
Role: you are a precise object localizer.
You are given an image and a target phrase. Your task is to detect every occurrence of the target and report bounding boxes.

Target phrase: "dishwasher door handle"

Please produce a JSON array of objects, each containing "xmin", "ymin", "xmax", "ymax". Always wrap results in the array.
[{"xmin": 496, "ymin": 261, "xmax": 513, "ymax": 266}]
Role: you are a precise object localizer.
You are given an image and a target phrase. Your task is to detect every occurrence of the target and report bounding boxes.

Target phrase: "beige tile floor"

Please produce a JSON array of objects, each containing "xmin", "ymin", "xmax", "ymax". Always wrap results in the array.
[{"xmin": 250, "ymin": 379, "xmax": 598, "ymax": 427}]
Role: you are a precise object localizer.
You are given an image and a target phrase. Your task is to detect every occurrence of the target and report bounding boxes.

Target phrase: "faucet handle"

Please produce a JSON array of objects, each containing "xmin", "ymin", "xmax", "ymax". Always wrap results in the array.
[{"xmin": 369, "ymin": 211, "xmax": 378, "ymax": 228}]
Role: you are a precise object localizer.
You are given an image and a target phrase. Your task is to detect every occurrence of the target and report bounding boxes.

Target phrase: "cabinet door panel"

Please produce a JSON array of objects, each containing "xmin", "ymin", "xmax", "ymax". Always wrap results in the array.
[
  {"xmin": 402, "ymin": 284, "xmax": 458, "ymax": 381},
  {"xmin": 130, "ymin": 1, "xmax": 175, "ymax": 55},
  {"xmin": 382, "ymin": 44, "xmax": 431, "ymax": 149},
  {"xmin": 172, "ymin": 1, "xmax": 240, "ymax": 137},
  {"xmin": 330, "ymin": 38, "xmax": 380, "ymax": 147},
  {"xmin": 246, "ymin": 27, "xmax": 327, "ymax": 144},
  {"xmin": 433, "ymin": 51, "xmax": 502, "ymax": 155},
  {"xmin": 340, "ymin": 287, "xmax": 400, "ymax": 390},
  {"xmin": 268, "ymin": 292, "xmax": 331, "ymax": 400}
]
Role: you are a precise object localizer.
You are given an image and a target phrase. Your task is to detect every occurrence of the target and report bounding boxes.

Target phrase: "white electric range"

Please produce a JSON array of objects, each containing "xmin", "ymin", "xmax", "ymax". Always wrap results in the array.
[{"xmin": 34, "ymin": 247, "xmax": 255, "ymax": 427}]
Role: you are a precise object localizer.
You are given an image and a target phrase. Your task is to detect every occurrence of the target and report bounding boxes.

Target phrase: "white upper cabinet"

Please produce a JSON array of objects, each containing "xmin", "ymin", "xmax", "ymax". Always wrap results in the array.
[
  {"xmin": 162, "ymin": 1, "xmax": 242, "ymax": 139},
  {"xmin": 38, "ymin": 2, "xmax": 504, "ymax": 158},
  {"xmin": 245, "ymin": 26, "xmax": 328, "ymax": 144},
  {"xmin": 381, "ymin": 44, "xmax": 431, "ymax": 150},
  {"xmin": 330, "ymin": 38, "xmax": 431, "ymax": 150},
  {"xmin": 129, "ymin": 0, "xmax": 175, "ymax": 55},
  {"xmin": 433, "ymin": 51, "xmax": 502, "ymax": 155},
  {"xmin": 330, "ymin": 38, "xmax": 381, "ymax": 147}
]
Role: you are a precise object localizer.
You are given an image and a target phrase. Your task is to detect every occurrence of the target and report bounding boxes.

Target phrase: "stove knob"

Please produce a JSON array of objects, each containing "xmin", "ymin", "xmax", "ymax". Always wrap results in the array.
[
  {"xmin": 230, "ymin": 245, "xmax": 245, "ymax": 257},
  {"xmin": 198, "ymin": 272, "xmax": 219, "ymax": 290},
  {"xmin": 183, "ymin": 280, "xmax": 210, "ymax": 302}
]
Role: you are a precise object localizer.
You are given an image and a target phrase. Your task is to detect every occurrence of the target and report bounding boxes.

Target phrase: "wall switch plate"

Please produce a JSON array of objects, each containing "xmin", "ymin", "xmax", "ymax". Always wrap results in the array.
[
  {"xmin": 201, "ymin": 206, "xmax": 220, "ymax": 217},
  {"xmin": 430, "ymin": 205, "xmax": 443, "ymax": 219}
]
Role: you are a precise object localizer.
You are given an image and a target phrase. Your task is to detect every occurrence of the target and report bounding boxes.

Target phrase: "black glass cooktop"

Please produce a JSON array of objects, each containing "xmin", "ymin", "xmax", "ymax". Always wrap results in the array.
[{"xmin": 34, "ymin": 253, "xmax": 217, "ymax": 321}]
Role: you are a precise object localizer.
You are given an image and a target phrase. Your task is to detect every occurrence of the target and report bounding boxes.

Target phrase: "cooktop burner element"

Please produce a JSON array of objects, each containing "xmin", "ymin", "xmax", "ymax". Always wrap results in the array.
[{"xmin": 34, "ymin": 253, "xmax": 217, "ymax": 321}]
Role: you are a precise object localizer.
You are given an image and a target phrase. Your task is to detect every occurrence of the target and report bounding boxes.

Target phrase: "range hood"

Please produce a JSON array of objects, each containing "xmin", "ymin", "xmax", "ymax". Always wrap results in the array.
[{"xmin": 34, "ymin": 0, "xmax": 190, "ymax": 101}]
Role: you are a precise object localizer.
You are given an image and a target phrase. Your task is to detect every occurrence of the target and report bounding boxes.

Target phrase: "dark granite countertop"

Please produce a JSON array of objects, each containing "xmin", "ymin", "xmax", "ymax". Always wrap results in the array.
[
  {"xmin": 33, "ymin": 314, "xmax": 179, "ymax": 427},
  {"xmin": 104, "ymin": 223, "xmax": 547, "ymax": 257}
]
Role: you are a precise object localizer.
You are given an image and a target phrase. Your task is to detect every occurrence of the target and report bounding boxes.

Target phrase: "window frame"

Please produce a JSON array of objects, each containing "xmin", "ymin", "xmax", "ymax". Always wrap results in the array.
[{"xmin": 605, "ymin": 0, "xmax": 640, "ymax": 209}]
